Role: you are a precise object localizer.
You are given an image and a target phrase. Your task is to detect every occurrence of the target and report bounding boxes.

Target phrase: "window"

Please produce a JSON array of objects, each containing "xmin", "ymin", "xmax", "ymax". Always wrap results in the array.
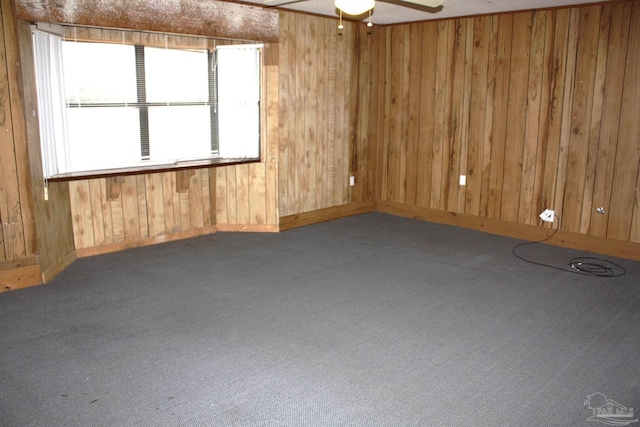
[{"xmin": 33, "ymin": 25, "xmax": 262, "ymax": 178}]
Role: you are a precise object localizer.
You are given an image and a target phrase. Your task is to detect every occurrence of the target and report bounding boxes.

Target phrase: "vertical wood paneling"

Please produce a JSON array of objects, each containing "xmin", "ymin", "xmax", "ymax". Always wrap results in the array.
[
  {"xmin": 324, "ymin": 18, "xmax": 337, "ymax": 207},
  {"xmin": 136, "ymin": 175, "xmax": 149, "ymax": 238},
  {"xmin": 553, "ymin": 8, "xmax": 580, "ymax": 230},
  {"xmin": 121, "ymin": 175, "xmax": 141, "ymax": 241},
  {"xmin": 235, "ymin": 164, "xmax": 250, "ymax": 225},
  {"xmin": 69, "ymin": 168, "xmax": 214, "ymax": 250},
  {"xmin": 249, "ymin": 163, "xmax": 266, "ymax": 224},
  {"xmin": 478, "ymin": 15, "xmax": 498, "ymax": 217},
  {"xmin": 446, "ymin": 18, "xmax": 470, "ymax": 213},
  {"xmin": 303, "ymin": 17, "xmax": 317, "ymax": 212},
  {"xmin": 590, "ymin": 3, "xmax": 631, "ymax": 237},
  {"xmin": 431, "ymin": 20, "xmax": 452, "ymax": 210},
  {"xmin": 458, "ymin": 18, "xmax": 474, "ymax": 213},
  {"xmin": 539, "ymin": 9, "xmax": 570, "ymax": 229},
  {"xmin": 387, "ymin": 25, "xmax": 403, "ymax": 204},
  {"xmin": 415, "ymin": 21, "xmax": 437, "ymax": 208},
  {"xmin": 531, "ymin": 11, "xmax": 555, "ymax": 227},
  {"xmin": 579, "ymin": 5, "xmax": 611, "ymax": 234},
  {"xmin": 89, "ymin": 179, "xmax": 106, "ymax": 246},
  {"xmin": 287, "ymin": 15, "xmax": 298, "ymax": 215},
  {"xmin": 145, "ymin": 173, "xmax": 165, "ymax": 236},
  {"xmin": 404, "ymin": 24, "xmax": 421, "ymax": 206},
  {"xmin": 0, "ymin": 0, "xmax": 30, "ymax": 262},
  {"xmin": 274, "ymin": 12, "xmax": 369, "ymax": 217},
  {"xmin": 518, "ymin": 11, "xmax": 547, "ymax": 225},
  {"xmin": 466, "ymin": 16, "xmax": 490, "ymax": 216},
  {"xmin": 610, "ymin": 1, "xmax": 640, "ymax": 242},
  {"xmin": 69, "ymin": 180, "xmax": 95, "ymax": 249},
  {"xmin": 501, "ymin": 12, "xmax": 532, "ymax": 223},
  {"xmin": 485, "ymin": 14, "xmax": 512, "ymax": 219},
  {"xmin": 215, "ymin": 167, "xmax": 228, "ymax": 225},
  {"xmin": 563, "ymin": 6, "xmax": 601, "ymax": 233},
  {"xmin": 266, "ymin": 162, "xmax": 278, "ymax": 224},
  {"xmin": 373, "ymin": 2, "xmax": 640, "ymax": 247}
]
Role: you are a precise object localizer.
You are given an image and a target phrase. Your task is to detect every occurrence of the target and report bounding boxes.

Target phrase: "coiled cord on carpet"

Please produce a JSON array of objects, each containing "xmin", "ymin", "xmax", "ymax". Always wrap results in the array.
[{"xmin": 511, "ymin": 214, "xmax": 626, "ymax": 278}]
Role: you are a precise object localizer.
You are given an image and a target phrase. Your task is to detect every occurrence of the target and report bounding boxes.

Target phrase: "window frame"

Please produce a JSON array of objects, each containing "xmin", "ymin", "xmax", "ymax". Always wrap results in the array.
[{"xmin": 36, "ymin": 25, "xmax": 264, "ymax": 182}]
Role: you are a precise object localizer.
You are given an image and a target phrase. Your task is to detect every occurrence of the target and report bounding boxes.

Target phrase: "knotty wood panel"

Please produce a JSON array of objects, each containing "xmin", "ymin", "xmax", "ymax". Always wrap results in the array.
[
  {"xmin": 372, "ymin": 2, "xmax": 640, "ymax": 246},
  {"xmin": 69, "ymin": 169, "xmax": 215, "ymax": 251},
  {"xmin": 0, "ymin": 1, "xmax": 37, "ymax": 266},
  {"xmin": 276, "ymin": 12, "xmax": 373, "ymax": 217},
  {"xmin": 1, "ymin": 1, "xmax": 25, "ymax": 262}
]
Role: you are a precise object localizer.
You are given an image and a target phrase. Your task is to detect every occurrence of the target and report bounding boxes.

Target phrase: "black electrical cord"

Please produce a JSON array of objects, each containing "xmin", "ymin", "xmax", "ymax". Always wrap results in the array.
[{"xmin": 511, "ymin": 214, "xmax": 626, "ymax": 278}]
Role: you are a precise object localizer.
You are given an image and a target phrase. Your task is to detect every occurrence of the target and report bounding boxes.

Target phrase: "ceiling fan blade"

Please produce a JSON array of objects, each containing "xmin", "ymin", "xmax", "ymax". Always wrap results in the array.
[
  {"xmin": 265, "ymin": 0, "xmax": 309, "ymax": 7},
  {"xmin": 397, "ymin": 0, "xmax": 443, "ymax": 7}
]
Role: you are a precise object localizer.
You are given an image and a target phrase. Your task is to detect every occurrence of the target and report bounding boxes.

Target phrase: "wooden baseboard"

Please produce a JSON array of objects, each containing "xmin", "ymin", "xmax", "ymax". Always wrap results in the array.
[
  {"xmin": 216, "ymin": 224, "xmax": 279, "ymax": 232},
  {"xmin": 0, "ymin": 262, "xmax": 42, "ymax": 292},
  {"xmin": 377, "ymin": 200, "xmax": 640, "ymax": 261},
  {"xmin": 41, "ymin": 251, "xmax": 77, "ymax": 284},
  {"xmin": 279, "ymin": 201, "xmax": 376, "ymax": 231},
  {"xmin": 76, "ymin": 226, "xmax": 218, "ymax": 258}
]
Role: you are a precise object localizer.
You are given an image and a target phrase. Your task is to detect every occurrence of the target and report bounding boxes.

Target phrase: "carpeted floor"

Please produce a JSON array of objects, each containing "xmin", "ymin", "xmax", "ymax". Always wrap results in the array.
[{"xmin": 1, "ymin": 213, "xmax": 639, "ymax": 426}]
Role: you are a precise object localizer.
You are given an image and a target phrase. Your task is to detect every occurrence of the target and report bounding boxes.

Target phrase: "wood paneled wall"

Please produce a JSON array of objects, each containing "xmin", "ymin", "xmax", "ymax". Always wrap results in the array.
[
  {"xmin": 276, "ymin": 12, "xmax": 374, "ymax": 217},
  {"xmin": 70, "ymin": 170, "xmax": 216, "ymax": 256},
  {"xmin": 0, "ymin": 0, "xmax": 42, "ymax": 290},
  {"xmin": 371, "ymin": 2, "xmax": 640, "ymax": 246}
]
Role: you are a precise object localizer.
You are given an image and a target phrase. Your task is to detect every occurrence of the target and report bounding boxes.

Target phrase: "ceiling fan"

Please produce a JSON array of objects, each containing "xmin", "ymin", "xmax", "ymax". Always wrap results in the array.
[
  {"xmin": 334, "ymin": 0, "xmax": 443, "ymax": 15},
  {"xmin": 267, "ymin": 0, "xmax": 444, "ymax": 21}
]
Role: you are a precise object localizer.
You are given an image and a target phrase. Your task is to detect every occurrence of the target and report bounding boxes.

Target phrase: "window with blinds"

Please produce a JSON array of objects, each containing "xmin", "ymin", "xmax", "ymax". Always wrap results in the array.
[{"xmin": 33, "ymin": 25, "xmax": 262, "ymax": 178}]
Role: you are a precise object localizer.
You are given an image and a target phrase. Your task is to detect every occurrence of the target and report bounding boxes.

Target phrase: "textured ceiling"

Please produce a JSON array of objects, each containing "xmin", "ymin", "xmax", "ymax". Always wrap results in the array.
[{"xmin": 238, "ymin": 0, "xmax": 609, "ymax": 25}]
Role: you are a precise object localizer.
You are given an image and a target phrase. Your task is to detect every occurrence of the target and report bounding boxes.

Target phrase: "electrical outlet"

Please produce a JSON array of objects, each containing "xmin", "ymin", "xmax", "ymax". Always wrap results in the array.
[
  {"xmin": 539, "ymin": 209, "xmax": 555, "ymax": 223},
  {"xmin": 459, "ymin": 175, "xmax": 466, "ymax": 186},
  {"xmin": 349, "ymin": 176, "xmax": 355, "ymax": 186}
]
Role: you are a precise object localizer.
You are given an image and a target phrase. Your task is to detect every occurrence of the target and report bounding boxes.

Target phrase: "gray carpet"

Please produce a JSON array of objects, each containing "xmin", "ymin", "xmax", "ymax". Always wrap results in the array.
[{"xmin": 1, "ymin": 212, "xmax": 639, "ymax": 427}]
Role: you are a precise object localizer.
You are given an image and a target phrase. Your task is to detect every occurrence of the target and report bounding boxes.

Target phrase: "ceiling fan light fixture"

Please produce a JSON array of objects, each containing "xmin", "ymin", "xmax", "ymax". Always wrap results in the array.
[{"xmin": 334, "ymin": 0, "xmax": 375, "ymax": 16}]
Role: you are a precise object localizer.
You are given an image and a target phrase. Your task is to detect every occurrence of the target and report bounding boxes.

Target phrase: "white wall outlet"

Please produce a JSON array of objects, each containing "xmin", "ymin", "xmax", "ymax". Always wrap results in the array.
[
  {"xmin": 539, "ymin": 209, "xmax": 555, "ymax": 223},
  {"xmin": 349, "ymin": 176, "xmax": 355, "ymax": 186},
  {"xmin": 459, "ymin": 175, "xmax": 466, "ymax": 186}
]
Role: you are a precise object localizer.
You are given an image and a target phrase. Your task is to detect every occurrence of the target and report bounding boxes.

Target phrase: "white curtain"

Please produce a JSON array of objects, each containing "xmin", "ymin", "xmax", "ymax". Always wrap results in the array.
[
  {"xmin": 32, "ymin": 27, "xmax": 69, "ymax": 178},
  {"xmin": 217, "ymin": 45, "xmax": 261, "ymax": 159}
]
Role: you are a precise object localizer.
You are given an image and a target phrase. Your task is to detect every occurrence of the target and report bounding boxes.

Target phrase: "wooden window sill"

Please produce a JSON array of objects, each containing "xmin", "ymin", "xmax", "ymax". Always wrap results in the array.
[{"xmin": 46, "ymin": 157, "xmax": 260, "ymax": 182}]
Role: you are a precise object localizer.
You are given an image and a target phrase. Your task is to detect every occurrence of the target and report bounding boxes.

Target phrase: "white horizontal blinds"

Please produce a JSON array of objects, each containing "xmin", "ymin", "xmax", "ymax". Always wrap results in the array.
[
  {"xmin": 62, "ymin": 39, "xmax": 141, "ymax": 172},
  {"xmin": 144, "ymin": 43, "xmax": 212, "ymax": 161},
  {"xmin": 209, "ymin": 47, "xmax": 219, "ymax": 155},
  {"xmin": 134, "ymin": 45, "xmax": 151, "ymax": 160},
  {"xmin": 32, "ymin": 27, "xmax": 68, "ymax": 178},
  {"xmin": 217, "ymin": 44, "xmax": 261, "ymax": 159}
]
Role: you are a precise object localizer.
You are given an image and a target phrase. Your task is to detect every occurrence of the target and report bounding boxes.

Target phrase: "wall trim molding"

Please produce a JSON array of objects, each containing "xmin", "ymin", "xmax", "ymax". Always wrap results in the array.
[
  {"xmin": 75, "ymin": 226, "xmax": 218, "ymax": 258},
  {"xmin": 0, "ymin": 260, "xmax": 42, "ymax": 292},
  {"xmin": 377, "ymin": 200, "xmax": 640, "ymax": 262},
  {"xmin": 216, "ymin": 224, "xmax": 279, "ymax": 232},
  {"xmin": 279, "ymin": 201, "xmax": 376, "ymax": 231},
  {"xmin": 41, "ymin": 251, "xmax": 77, "ymax": 284}
]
